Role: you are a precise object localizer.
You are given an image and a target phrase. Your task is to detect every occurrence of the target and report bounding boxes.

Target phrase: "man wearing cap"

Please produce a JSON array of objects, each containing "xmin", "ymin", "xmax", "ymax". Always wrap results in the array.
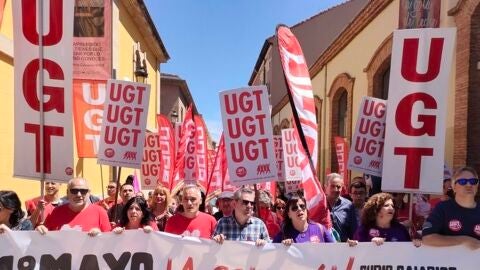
[
  {"xmin": 214, "ymin": 191, "xmax": 234, "ymax": 220},
  {"xmin": 212, "ymin": 187, "xmax": 270, "ymax": 246},
  {"xmin": 36, "ymin": 178, "xmax": 111, "ymax": 236},
  {"xmin": 423, "ymin": 166, "xmax": 480, "ymax": 249},
  {"xmin": 165, "ymin": 185, "xmax": 217, "ymax": 238}
]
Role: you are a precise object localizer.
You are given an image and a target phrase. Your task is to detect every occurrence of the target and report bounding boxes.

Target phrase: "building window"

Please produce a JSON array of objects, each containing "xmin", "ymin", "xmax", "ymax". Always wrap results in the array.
[
  {"xmin": 381, "ymin": 68, "xmax": 390, "ymax": 100},
  {"xmin": 337, "ymin": 90, "xmax": 347, "ymax": 137}
]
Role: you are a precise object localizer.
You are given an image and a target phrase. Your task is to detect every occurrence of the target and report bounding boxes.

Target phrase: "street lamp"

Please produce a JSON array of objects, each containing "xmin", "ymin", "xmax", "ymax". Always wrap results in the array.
[
  {"xmin": 134, "ymin": 49, "xmax": 148, "ymax": 83},
  {"xmin": 170, "ymin": 110, "xmax": 179, "ymax": 126}
]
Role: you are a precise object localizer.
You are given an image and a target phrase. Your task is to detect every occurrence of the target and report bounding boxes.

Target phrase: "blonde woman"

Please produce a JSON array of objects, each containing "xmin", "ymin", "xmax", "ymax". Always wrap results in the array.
[{"xmin": 149, "ymin": 185, "xmax": 173, "ymax": 231}]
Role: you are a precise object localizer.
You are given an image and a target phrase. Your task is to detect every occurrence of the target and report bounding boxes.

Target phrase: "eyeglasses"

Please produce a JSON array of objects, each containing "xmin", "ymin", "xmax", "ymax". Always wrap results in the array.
[
  {"xmin": 276, "ymin": 206, "xmax": 285, "ymax": 211},
  {"xmin": 107, "ymin": 185, "xmax": 115, "ymax": 189},
  {"xmin": 351, "ymin": 191, "xmax": 366, "ymax": 195},
  {"xmin": 455, "ymin": 178, "xmax": 479, "ymax": 186},
  {"xmin": 69, "ymin": 188, "xmax": 89, "ymax": 195},
  {"xmin": 241, "ymin": 199, "xmax": 255, "ymax": 207},
  {"xmin": 290, "ymin": 204, "xmax": 307, "ymax": 211}
]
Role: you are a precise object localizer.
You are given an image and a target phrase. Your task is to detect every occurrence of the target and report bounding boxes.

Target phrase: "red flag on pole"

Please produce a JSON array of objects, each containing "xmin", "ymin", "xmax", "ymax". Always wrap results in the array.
[
  {"xmin": 173, "ymin": 105, "xmax": 196, "ymax": 187},
  {"xmin": 277, "ymin": 25, "xmax": 331, "ymax": 228},
  {"xmin": 157, "ymin": 114, "xmax": 176, "ymax": 190},
  {"xmin": 0, "ymin": 0, "xmax": 6, "ymax": 30},
  {"xmin": 194, "ymin": 115, "xmax": 209, "ymax": 189}
]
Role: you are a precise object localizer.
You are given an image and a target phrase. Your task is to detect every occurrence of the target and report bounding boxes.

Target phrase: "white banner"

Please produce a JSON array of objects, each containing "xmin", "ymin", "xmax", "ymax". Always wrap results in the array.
[
  {"xmin": 348, "ymin": 97, "xmax": 387, "ymax": 177},
  {"xmin": 382, "ymin": 28, "xmax": 455, "ymax": 193},
  {"xmin": 0, "ymin": 231, "xmax": 474, "ymax": 269},
  {"xmin": 13, "ymin": 1, "xmax": 74, "ymax": 181},
  {"xmin": 97, "ymin": 79, "xmax": 150, "ymax": 168},
  {"xmin": 141, "ymin": 132, "xmax": 161, "ymax": 190},
  {"xmin": 220, "ymin": 86, "xmax": 277, "ymax": 185},
  {"xmin": 282, "ymin": 128, "xmax": 302, "ymax": 193},
  {"xmin": 273, "ymin": 135, "xmax": 286, "ymax": 182}
]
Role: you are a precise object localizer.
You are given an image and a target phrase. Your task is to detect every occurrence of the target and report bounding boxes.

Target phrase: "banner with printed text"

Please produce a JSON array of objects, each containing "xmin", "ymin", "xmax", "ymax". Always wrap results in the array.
[
  {"xmin": 273, "ymin": 135, "xmax": 285, "ymax": 182},
  {"xmin": 73, "ymin": 0, "xmax": 112, "ymax": 80},
  {"xmin": 348, "ymin": 96, "xmax": 386, "ymax": 177},
  {"xmin": 334, "ymin": 136, "xmax": 349, "ymax": 186},
  {"xmin": 73, "ymin": 79, "xmax": 107, "ymax": 157},
  {"xmin": 382, "ymin": 28, "xmax": 456, "ymax": 193},
  {"xmin": 0, "ymin": 0, "xmax": 5, "ymax": 30},
  {"xmin": 282, "ymin": 128, "xmax": 302, "ymax": 193},
  {"xmin": 97, "ymin": 79, "xmax": 150, "ymax": 168},
  {"xmin": 141, "ymin": 131, "xmax": 162, "ymax": 190},
  {"xmin": 0, "ymin": 231, "xmax": 474, "ymax": 269},
  {"xmin": 220, "ymin": 86, "xmax": 277, "ymax": 185},
  {"xmin": 194, "ymin": 115, "xmax": 209, "ymax": 189},
  {"xmin": 157, "ymin": 114, "xmax": 175, "ymax": 189},
  {"xmin": 13, "ymin": 1, "xmax": 74, "ymax": 181}
]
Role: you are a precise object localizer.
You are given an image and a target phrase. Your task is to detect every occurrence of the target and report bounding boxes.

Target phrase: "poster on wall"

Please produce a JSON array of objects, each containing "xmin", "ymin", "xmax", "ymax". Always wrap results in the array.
[{"xmin": 398, "ymin": 0, "xmax": 440, "ymax": 29}]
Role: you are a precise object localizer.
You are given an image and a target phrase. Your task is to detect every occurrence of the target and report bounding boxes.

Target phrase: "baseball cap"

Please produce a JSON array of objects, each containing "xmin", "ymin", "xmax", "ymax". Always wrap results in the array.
[{"xmin": 218, "ymin": 191, "xmax": 234, "ymax": 199}]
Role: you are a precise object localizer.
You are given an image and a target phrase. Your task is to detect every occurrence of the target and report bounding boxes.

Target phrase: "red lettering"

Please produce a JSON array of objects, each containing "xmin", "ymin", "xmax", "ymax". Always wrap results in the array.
[
  {"xmin": 23, "ymin": 59, "xmax": 65, "ymax": 112},
  {"xmin": 230, "ymin": 138, "xmax": 269, "ymax": 162},
  {"xmin": 227, "ymin": 115, "xmax": 266, "ymax": 139},
  {"xmin": 394, "ymin": 147, "xmax": 433, "ymax": 188},
  {"xmin": 395, "ymin": 92, "xmax": 437, "ymax": 136},
  {"xmin": 106, "ymin": 105, "xmax": 143, "ymax": 125},
  {"xmin": 224, "ymin": 90, "xmax": 263, "ymax": 114},
  {"xmin": 104, "ymin": 127, "xmax": 141, "ymax": 147},
  {"xmin": 401, "ymin": 38, "xmax": 443, "ymax": 82},
  {"xmin": 109, "ymin": 84, "xmax": 146, "ymax": 104},
  {"xmin": 22, "ymin": 0, "xmax": 63, "ymax": 46},
  {"xmin": 24, "ymin": 124, "xmax": 64, "ymax": 173}
]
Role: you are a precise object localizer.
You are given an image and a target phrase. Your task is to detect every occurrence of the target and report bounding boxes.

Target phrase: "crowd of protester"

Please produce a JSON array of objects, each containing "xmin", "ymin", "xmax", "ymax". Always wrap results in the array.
[{"xmin": 1, "ymin": 166, "xmax": 480, "ymax": 251}]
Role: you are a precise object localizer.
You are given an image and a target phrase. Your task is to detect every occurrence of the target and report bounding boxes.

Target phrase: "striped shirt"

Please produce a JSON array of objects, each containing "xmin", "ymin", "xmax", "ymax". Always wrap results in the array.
[{"xmin": 213, "ymin": 213, "xmax": 270, "ymax": 242}]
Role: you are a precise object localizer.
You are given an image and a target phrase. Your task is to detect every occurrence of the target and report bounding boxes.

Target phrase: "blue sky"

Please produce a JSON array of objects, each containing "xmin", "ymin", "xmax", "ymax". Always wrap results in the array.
[{"xmin": 144, "ymin": 0, "xmax": 344, "ymax": 142}]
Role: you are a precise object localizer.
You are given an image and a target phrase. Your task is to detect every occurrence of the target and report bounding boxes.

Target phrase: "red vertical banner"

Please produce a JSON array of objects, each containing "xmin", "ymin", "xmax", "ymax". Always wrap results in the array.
[
  {"xmin": 194, "ymin": 115, "xmax": 208, "ymax": 189},
  {"xmin": 277, "ymin": 25, "xmax": 331, "ymax": 228},
  {"xmin": 0, "ymin": 0, "xmax": 5, "ymax": 30},
  {"xmin": 173, "ymin": 105, "xmax": 196, "ymax": 185},
  {"xmin": 73, "ymin": 79, "xmax": 107, "ymax": 157},
  {"xmin": 334, "ymin": 136, "xmax": 349, "ymax": 188},
  {"xmin": 73, "ymin": 0, "xmax": 112, "ymax": 80},
  {"xmin": 157, "ymin": 114, "xmax": 176, "ymax": 190}
]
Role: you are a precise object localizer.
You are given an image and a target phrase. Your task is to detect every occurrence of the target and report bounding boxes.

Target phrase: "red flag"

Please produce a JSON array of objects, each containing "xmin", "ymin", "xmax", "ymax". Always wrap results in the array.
[
  {"xmin": 157, "ymin": 114, "xmax": 176, "ymax": 190},
  {"xmin": 0, "ymin": 0, "xmax": 6, "ymax": 30},
  {"xmin": 194, "ymin": 115, "xmax": 209, "ymax": 189},
  {"xmin": 173, "ymin": 105, "xmax": 196, "ymax": 186},
  {"xmin": 277, "ymin": 25, "xmax": 331, "ymax": 228}
]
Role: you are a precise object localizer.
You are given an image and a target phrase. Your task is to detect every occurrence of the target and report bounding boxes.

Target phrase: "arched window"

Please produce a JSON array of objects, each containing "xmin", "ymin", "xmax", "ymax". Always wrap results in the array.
[
  {"xmin": 337, "ymin": 90, "xmax": 348, "ymax": 137},
  {"xmin": 381, "ymin": 67, "xmax": 390, "ymax": 100}
]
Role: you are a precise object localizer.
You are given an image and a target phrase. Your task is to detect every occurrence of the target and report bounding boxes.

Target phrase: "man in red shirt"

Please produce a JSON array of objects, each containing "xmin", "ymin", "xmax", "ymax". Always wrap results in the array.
[
  {"xmin": 165, "ymin": 185, "xmax": 216, "ymax": 238},
  {"xmin": 36, "ymin": 178, "xmax": 111, "ymax": 236},
  {"xmin": 25, "ymin": 181, "xmax": 62, "ymax": 227},
  {"xmin": 97, "ymin": 181, "xmax": 121, "ymax": 211}
]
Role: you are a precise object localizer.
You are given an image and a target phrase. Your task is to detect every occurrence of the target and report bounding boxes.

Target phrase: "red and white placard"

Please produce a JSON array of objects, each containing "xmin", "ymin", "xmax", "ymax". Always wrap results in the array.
[
  {"xmin": 273, "ymin": 135, "xmax": 285, "ymax": 181},
  {"xmin": 282, "ymin": 129, "xmax": 302, "ymax": 193},
  {"xmin": 220, "ymin": 86, "xmax": 277, "ymax": 185},
  {"xmin": 348, "ymin": 97, "xmax": 386, "ymax": 177},
  {"xmin": 141, "ymin": 132, "xmax": 162, "ymax": 190},
  {"xmin": 97, "ymin": 79, "xmax": 150, "ymax": 168},
  {"xmin": 13, "ymin": 1, "xmax": 74, "ymax": 181},
  {"xmin": 382, "ymin": 28, "xmax": 456, "ymax": 193}
]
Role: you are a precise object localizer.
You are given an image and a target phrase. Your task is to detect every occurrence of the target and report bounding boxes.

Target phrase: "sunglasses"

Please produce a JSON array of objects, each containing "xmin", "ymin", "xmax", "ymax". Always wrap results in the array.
[
  {"xmin": 455, "ymin": 178, "xmax": 479, "ymax": 186},
  {"xmin": 290, "ymin": 204, "xmax": 307, "ymax": 211},
  {"xmin": 69, "ymin": 188, "xmax": 89, "ymax": 195},
  {"xmin": 276, "ymin": 206, "xmax": 285, "ymax": 211},
  {"xmin": 241, "ymin": 199, "xmax": 255, "ymax": 207}
]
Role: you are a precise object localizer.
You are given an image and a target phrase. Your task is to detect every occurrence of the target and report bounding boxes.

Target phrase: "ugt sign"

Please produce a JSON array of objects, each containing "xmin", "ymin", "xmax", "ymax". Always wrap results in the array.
[
  {"xmin": 13, "ymin": 1, "xmax": 74, "ymax": 181},
  {"xmin": 382, "ymin": 28, "xmax": 455, "ymax": 193}
]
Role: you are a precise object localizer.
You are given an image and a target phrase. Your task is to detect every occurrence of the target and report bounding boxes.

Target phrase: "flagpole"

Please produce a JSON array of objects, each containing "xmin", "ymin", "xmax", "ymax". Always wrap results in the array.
[
  {"xmin": 38, "ymin": 0, "xmax": 46, "ymax": 223},
  {"xmin": 112, "ymin": 166, "xmax": 122, "ymax": 223}
]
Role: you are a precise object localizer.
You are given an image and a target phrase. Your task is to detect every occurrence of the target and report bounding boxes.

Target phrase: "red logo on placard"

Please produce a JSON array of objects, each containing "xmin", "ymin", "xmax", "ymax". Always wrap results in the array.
[
  {"xmin": 474, "ymin": 225, "xmax": 480, "ymax": 236},
  {"xmin": 448, "ymin": 220, "xmax": 462, "ymax": 232},
  {"xmin": 289, "ymin": 170, "xmax": 295, "ymax": 176},
  {"xmin": 354, "ymin": 156, "xmax": 362, "ymax": 165},
  {"xmin": 369, "ymin": 228, "xmax": 380, "ymax": 237},
  {"xmin": 105, "ymin": 148, "xmax": 115, "ymax": 158},
  {"xmin": 236, "ymin": 167, "xmax": 247, "ymax": 177},
  {"xmin": 65, "ymin": 167, "xmax": 73, "ymax": 176},
  {"xmin": 145, "ymin": 178, "xmax": 151, "ymax": 185}
]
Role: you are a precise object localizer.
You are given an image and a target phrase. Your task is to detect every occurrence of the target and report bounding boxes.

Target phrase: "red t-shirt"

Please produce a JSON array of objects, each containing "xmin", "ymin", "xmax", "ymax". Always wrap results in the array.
[
  {"xmin": 25, "ymin": 197, "xmax": 58, "ymax": 226},
  {"xmin": 44, "ymin": 204, "xmax": 111, "ymax": 232},
  {"xmin": 164, "ymin": 212, "xmax": 217, "ymax": 238}
]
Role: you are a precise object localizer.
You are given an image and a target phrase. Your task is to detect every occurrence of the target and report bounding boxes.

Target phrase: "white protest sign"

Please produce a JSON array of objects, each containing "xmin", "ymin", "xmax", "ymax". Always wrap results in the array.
[
  {"xmin": 220, "ymin": 86, "xmax": 277, "ymax": 185},
  {"xmin": 13, "ymin": 1, "xmax": 74, "ymax": 181},
  {"xmin": 97, "ymin": 79, "xmax": 150, "ymax": 168},
  {"xmin": 282, "ymin": 128, "xmax": 302, "ymax": 193},
  {"xmin": 141, "ymin": 132, "xmax": 162, "ymax": 190},
  {"xmin": 382, "ymin": 28, "xmax": 455, "ymax": 193},
  {"xmin": 348, "ymin": 96, "xmax": 387, "ymax": 176},
  {"xmin": 273, "ymin": 135, "xmax": 285, "ymax": 181}
]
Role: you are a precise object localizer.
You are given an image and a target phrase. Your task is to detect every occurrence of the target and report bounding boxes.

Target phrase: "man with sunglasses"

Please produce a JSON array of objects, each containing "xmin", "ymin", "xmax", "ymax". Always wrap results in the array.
[
  {"xmin": 36, "ymin": 178, "xmax": 111, "ymax": 236},
  {"xmin": 212, "ymin": 187, "xmax": 270, "ymax": 246},
  {"xmin": 423, "ymin": 166, "xmax": 480, "ymax": 249}
]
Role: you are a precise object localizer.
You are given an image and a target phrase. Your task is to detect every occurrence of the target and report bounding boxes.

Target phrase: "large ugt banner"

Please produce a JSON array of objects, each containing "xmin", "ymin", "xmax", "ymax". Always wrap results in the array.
[
  {"xmin": 219, "ymin": 86, "xmax": 277, "ymax": 186},
  {"xmin": 13, "ymin": 0, "xmax": 74, "ymax": 181},
  {"xmin": 97, "ymin": 79, "xmax": 150, "ymax": 168},
  {"xmin": 382, "ymin": 28, "xmax": 456, "ymax": 193},
  {"xmin": 157, "ymin": 114, "xmax": 175, "ymax": 189}
]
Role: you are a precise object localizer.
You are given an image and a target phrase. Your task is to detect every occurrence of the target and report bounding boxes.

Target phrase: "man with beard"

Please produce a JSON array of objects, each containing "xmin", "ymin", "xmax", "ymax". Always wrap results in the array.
[
  {"xmin": 212, "ymin": 187, "xmax": 270, "ymax": 246},
  {"xmin": 214, "ymin": 191, "xmax": 234, "ymax": 220},
  {"xmin": 165, "ymin": 185, "xmax": 217, "ymax": 238},
  {"xmin": 325, "ymin": 173, "xmax": 357, "ymax": 242},
  {"xmin": 25, "ymin": 181, "xmax": 62, "ymax": 227},
  {"xmin": 36, "ymin": 178, "xmax": 111, "ymax": 236}
]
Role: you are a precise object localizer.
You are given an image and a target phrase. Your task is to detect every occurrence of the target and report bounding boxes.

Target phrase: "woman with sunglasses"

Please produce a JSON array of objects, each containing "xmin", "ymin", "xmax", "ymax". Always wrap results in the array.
[
  {"xmin": 423, "ymin": 166, "xmax": 480, "ymax": 249},
  {"xmin": 274, "ymin": 198, "xmax": 286, "ymax": 224},
  {"xmin": 112, "ymin": 197, "xmax": 158, "ymax": 234},
  {"xmin": 273, "ymin": 196, "xmax": 335, "ymax": 245},
  {"xmin": 0, "ymin": 191, "xmax": 33, "ymax": 233},
  {"xmin": 350, "ymin": 193, "xmax": 411, "ymax": 246}
]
